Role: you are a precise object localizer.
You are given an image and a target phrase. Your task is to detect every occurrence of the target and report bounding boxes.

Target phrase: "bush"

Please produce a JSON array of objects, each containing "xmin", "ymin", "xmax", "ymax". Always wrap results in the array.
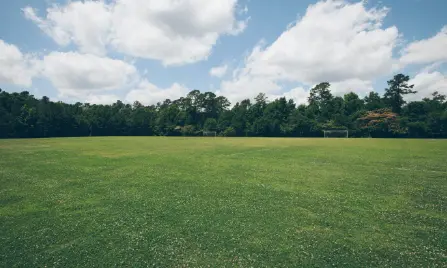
[
  {"xmin": 223, "ymin": 127, "xmax": 236, "ymax": 137},
  {"xmin": 181, "ymin": 125, "xmax": 196, "ymax": 136},
  {"xmin": 203, "ymin": 118, "xmax": 217, "ymax": 131}
]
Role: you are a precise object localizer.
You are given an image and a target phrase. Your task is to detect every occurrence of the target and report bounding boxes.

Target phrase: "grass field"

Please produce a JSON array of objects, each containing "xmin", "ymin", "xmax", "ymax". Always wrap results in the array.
[{"xmin": 0, "ymin": 137, "xmax": 446, "ymax": 267}]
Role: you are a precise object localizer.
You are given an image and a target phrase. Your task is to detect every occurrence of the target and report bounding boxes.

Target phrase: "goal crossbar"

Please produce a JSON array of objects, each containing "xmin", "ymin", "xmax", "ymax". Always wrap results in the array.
[
  {"xmin": 323, "ymin": 130, "xmax": 349, "ymax": 138},
  {"xmin": 203, "ymin": 131, "xmax": 217, "ymax": 137}
]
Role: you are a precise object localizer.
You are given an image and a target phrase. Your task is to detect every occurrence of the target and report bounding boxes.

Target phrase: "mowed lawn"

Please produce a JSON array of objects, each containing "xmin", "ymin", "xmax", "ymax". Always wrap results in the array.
[{"xmin": 0, "ymin": 137, "xmax": 446, "ymax": 267}]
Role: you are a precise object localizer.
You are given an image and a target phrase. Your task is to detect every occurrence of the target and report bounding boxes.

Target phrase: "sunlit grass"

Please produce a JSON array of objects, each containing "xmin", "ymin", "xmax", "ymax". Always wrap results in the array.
[{"xmin": 1, "ymin": 137, "xmax": 446, "ymax": 267}]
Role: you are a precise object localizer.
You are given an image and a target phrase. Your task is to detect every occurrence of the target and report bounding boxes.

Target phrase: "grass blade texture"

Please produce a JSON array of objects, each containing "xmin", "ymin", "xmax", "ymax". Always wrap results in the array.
[{"xmin": 1, "ymin": 137, "xmax": 446, "ymax": 267}]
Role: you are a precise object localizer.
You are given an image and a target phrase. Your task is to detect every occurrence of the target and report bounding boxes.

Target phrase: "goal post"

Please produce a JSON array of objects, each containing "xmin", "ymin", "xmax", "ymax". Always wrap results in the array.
[
  {"xmin": 323, "ymin": 130, "xmax": 349, "ymax": 138},
  {"xmin": 203, "ymin": 131, "xmax": 217, "ymax": 137}
]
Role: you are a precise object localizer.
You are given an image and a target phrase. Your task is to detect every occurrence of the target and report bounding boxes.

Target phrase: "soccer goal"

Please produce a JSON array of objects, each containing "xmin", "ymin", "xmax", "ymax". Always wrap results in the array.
[
  {"xmin": 203, "ymin": 131, "xmax": 217, "ymax": 137},
  {"xmin": 323, "ymin": 130, "xmax": 349, "ymax": 138}
]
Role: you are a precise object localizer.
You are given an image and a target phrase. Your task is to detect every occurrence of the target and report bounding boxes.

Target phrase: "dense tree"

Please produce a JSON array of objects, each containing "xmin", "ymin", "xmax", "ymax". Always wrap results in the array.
[
  {"xmin": 358, "ymin": 109, "xmax": 406, "ymax": 138},
  {"xmin": 203, "ymin": 118, "xmax": 218, "ymax": 131},
  {"xmin": 384, "ymin": 74, "xmax": 417, "ymax": 114},
  {"xmin": 344, "ymin": 92, "xmax": 364, "ymax": 116},
  {"xmin": 222, "ymin": 126, "xmax": 236, "ymax": 137},
  {"xmin": 0, "ymin": 73, "xmax": 445, "ymax": 139},
  {"xmin": 364, "ymin": 91, "xmax": 385, "ymax": 111},
  {"xmin": 401, "ymin": 91, "xmax": 447, "ymax": 138},
  {"xmin": 308, "ymin": 82, "xmax": 333, "ymax": 122}
]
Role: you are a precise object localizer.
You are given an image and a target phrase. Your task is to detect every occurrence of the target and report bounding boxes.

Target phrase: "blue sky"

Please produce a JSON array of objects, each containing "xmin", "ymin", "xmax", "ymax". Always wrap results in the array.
[{"xmin": 1, "ymin": 0, "xmax": 446, "ymax": 105}]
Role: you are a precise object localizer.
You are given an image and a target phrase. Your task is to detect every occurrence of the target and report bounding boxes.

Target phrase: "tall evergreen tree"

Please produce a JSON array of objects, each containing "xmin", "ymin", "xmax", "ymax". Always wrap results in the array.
[{"xmin": 384, "ymin": 74, "xmax": 417, "ymax": 114}]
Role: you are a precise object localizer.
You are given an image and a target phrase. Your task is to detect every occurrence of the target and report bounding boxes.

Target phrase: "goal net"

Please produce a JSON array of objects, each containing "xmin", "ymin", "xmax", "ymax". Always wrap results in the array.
[
  {"xmin": 203, "ymin": 131, "xmax": 217, "ymax": 137},
  {"xmin": 324, "ymin": 130, "xmax": 349, "ymax": 138}
]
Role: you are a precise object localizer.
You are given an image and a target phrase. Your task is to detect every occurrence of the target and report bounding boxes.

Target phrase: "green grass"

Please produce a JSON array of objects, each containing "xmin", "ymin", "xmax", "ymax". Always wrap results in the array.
[{"xmin": 0, "ymin": 137, "xmax": 446, "ymax": 267}]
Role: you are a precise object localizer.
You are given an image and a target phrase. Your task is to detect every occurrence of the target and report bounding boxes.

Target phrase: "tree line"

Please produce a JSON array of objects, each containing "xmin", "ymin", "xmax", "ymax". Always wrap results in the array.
[{"xmin": 1, "ymin": 74, "xmax": 446, "ymax": 139}]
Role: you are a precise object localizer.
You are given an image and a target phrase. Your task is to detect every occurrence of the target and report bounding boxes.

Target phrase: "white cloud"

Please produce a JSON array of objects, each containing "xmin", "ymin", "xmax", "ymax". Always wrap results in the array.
[
  {"xmin": 0, "ymin": 40, "xmax": 39, "ymax": 87},
  {"xmin": 218, "ymin": 74, "xmax": 281, "ymax": 103},
  {"xmin": 267, "ymin": 79, "xmax": 372, "ymax": 106},
  {"xmin": 270, "ymin": 87, "xmax": 309, "ymax": 105},
  {"xmin": 330, "ymin": 79, "xmax": 373, "ymax": 96},
  {"xmin": 24, "ymin": 0, "xmax": 247, "ymax": 65},
  {"xmin": 248, "ymin": 0, "xmax": 397, "ymax": 83},
  {"xmin": 400, "ymin": 26, "xmax": 447, "ymax": 66},
  {"xmin": 85, "ymin": 94, "xmax": 120, "ymax": 105},
  {"xmin": 41, "ymin": 52, "xmax": 137, "ymax": 99},
  {"xmin": 218, "ymin": 0, "xmax": 398, "ymax": 103},
  {"xmin": 126, "ymin": 80, "xmax": 189, "ymax": 105},
  {"xmin": 16, "ymin": 0, "xmax": 445, "ymax": 106},
  {"xmin": 210, "ymin": 64, "xmax": 228, "ymax": 78},
  {"xmin": 23, "ymin": 3, "xmax": 111, "ymax": 56},
  {"xmin": 408, "ymin": 71, "xmax": 447, "ymax": 101}
]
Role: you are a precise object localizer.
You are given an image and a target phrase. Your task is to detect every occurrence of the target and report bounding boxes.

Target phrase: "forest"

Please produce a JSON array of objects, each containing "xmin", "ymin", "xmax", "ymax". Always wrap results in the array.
[{"xmin": 1, "ymin": 74, "xmax": 446, "ymax": 138}]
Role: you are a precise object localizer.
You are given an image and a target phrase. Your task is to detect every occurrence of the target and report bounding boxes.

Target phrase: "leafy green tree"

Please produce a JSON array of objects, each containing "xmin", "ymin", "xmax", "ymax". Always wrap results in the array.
[
  {"xmin": 223, "ymin": 127, "xmax": 236, "ymax": 137},
  {"xmin": 0, "ymin": 72, "xmax": 445, "ymax": 139},
  {"xmin": 286, "ymin": 109, "xmax": 319, "ymax": 137},
  {"xmin": 441, "ymin": 110, "xmax": 447, "ymax": 137},
  {"xmin": 384, "ymin": 74, "xmax": 416, "ymax": 114},
  {"xmin": 364, "ymin": 91, "xmax": 385, "ymax": 111},
  {"xmin": 344, "ymin": 92, "xmax": 364, "ymax": 116},
  {"xmin": 203, "ymin": 118, "xmax": 217, "ymax": 131},
  {"xmin": 308, "ymin": 82, "xmax": 333, "ymax": 122},
  {"xmin": 230, "ymin": 99, "xmax": 251, "ymax": 136},
  {"xmin": 217, "ymin": 110, "xmax": 233, "ymax": 133}
]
